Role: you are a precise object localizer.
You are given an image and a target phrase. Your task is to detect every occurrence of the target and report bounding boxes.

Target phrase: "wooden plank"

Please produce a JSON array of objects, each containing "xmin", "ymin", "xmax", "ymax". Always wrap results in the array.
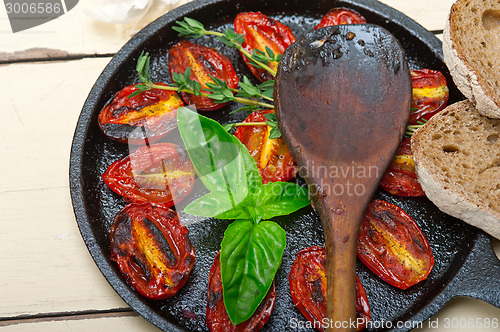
[
  {"xmin": 0, "ymin": 187, "xmax": 130, "ymax": 317},
  {"xmin": 0, "ymin": 58, "xmax": 131, "ymax": 317},
  {"xmin": 418, "ymin": 297, "xmax": 500, "ymax": 331},
  {"xmin": 0, "ymin": 0, "xmax": 452, "ymax": 61},
  {"xmin": 0, "ymin": 58, "xmax": 110, "ymax": 192},
  {"xmin": 0, "ymin": 313, "xmax": 160, "ymax": 331},
  {"xmin": 0, "ymin": 0, "xmax": 193, "ymax": 61},
  {"xmin": 379, "ymin": 0, "xmax": 453, "ymax": 32}
]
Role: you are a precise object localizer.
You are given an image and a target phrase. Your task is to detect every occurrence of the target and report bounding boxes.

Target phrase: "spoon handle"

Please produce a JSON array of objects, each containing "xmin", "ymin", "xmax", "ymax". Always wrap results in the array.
[{"xmin": 314, "ymin": 195, "xmax": 368, "ymax": 332}]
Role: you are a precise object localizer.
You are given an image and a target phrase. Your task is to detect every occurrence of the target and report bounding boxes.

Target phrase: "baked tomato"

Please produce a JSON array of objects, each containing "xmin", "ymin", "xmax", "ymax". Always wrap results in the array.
[
  {"xmin": 206, "ymin": 252, "xmax": 276, "ymax": 332},
  {"xmin": 314, "ymin": 7, "xmax": 367, "ymax": 29},
  {"xmin": 234, "ymin": 12, "xmax": 295, "ymax": 82},
  {"xmin": 234, "ymin": 110, "xmax": 296, "ymax": 184},
  {"xmin": 357, "ymin": 200, "xmax": 434, "ymax": 289},
  {"xmin": 409, "ymin": 69, "xmax": 449, "ymax": 125},
  {"xmin": 168, "ymin": 40, "xmax": 239, "ymax": 111},
  {"xmin": 379, "ymin": 137, "xmax": 425, "ymax": 197},
  {"xmin": 289, "ymin": 246, "xmax": 370, "ymax": 331},
  {"xmin": 102, "ymin": 143, "xmax": 195, "ymax": 206},
  {"xmin": 110, "ymin": 202, "xmax": 195, "ymax": 299},
  {"xmin": 98, "ymin": 83, "xmax": 184, "ymax": 144}
]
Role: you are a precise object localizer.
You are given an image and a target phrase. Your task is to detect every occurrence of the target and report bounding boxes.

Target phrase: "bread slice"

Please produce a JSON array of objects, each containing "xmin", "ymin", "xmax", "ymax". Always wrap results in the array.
[
  {"xmin": 443, "ymin": 0, "xmax": 500, "ymax": 119},
  {"xmin": 412, "ymin": 100, "xmax": 500, "ymax": 239}
]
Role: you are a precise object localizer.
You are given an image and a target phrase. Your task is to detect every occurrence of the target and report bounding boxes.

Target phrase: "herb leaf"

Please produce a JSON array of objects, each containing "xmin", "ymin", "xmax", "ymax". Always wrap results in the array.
[
  {"xmin": 258, "ymin": 80, "xmax": 275, "ymax": 99},
  {"xmin": 263, "ymin": 112, "xmax": 282, "ymax": 138},
  {"xmin": 177, "ymin": 107, "xmax": 262, "ymax": 206},
  {"xmin": 216, "ymin": 28, "xmax": 246, "ymax": 47},
  {"xmin": 220, "ymin": 220, "xmax": 286, "ymax": 325},
  {"xmin": 255, "ymin": 182, "xmax": 310, "ymax": 220},
  {"xmin": 268, "ymin": 126, "xmax": 282, "ymax": 139},
  {"xmin": 184, "ymin": 191, "xmax": 255, "ymax": 220},
  {"xmin": 172, "ymin": 17, "xmax": 207, "ymax": 38}
]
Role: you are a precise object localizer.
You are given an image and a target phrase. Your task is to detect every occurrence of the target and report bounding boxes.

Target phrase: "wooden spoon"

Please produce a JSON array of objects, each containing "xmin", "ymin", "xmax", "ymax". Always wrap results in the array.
[{"xmin": 275, "ymin": 24, "xmax": 411, "ymax": 331}]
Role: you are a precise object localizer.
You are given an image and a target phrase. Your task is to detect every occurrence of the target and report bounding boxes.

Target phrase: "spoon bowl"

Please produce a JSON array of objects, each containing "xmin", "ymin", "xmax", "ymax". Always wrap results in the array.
[{"xmin": 275, "ymin": 24, "xmax": 411, "ymax": 330}]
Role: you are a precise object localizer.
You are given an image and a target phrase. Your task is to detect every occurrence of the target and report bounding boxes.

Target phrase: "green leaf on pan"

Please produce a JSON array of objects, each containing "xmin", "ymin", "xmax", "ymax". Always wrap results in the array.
[
  {"xmin": 268, "ymin": 125, "xmax": 282, "ymax": 139},
  {"xmin": 127, "ymin": 88, "xmax": 145, "ymax": 99},
  {"xmin": 184, "ymin": 191, "xmax": 255, "ymax": 220},
  {"xmin": 173, "ymin": 17, "xmax": 207, "ymax": 38},
  {"xmin": 222, "ymin": 123, "xmax": 234, "ymax": 133},
  {"xmin": 220, "ymin": 220, "xmax": 286, "ymax": 325},
  {"xmin": 177, "ymin": 107, "xmax": 262, "ymax": 208},
  {"xmin": 230, "ymin": 104, "xmax": 260, "ymax": 114},
  {"xmin": 255, "ymin": 182, "xmax": 310, "ymax": 220}
]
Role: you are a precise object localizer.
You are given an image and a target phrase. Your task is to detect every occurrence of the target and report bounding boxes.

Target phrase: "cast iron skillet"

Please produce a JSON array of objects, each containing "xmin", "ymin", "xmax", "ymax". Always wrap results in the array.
[{"xmin": 69, "ymin": 0, "xmax": 500, "ymax": 331}]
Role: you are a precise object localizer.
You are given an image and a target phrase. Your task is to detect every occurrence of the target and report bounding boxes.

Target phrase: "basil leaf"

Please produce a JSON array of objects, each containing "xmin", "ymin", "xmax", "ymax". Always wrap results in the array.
[
  {"xmin": 220, "ymin": 220, "xmax": 286, "ymax": 325},
  {"xmin": 255, "ymin": 182, "xmax": 310, "ymax": 220},
  {"xmin": 177, "ymin": 108, "xmax": 262, "ymax": 206},
  {"xmin": 184, "ymin": 191, "xmax": 255, "ymax": 220}
]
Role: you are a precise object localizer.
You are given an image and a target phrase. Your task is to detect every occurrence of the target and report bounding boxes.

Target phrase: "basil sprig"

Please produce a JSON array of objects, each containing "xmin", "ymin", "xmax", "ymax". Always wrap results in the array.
[
  {"xmin": 220, "ymin": 220, "xmax": 286, "ymax": 325},
  {"xmin": 177, "ymin": 107, "xmax": 310, "ymax": 325}
]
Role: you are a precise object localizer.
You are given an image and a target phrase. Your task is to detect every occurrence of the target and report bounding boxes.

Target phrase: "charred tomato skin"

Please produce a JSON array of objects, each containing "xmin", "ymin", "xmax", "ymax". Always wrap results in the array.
[
  {"xmin": 314, "ymin": 7, "xmax": 367, "ymax": 29},
  {"xmin": 98, "ymin": 83, "xmax": 184, "ymax": 144},
  {"xmin": 206, "ymin": 252, "xmax": 276, "ymax": 332},
  {"xmin": 357, "ymin": 200, "xmax": 434, "ymax": 289},
  {"xmin": 379, "ymin": 137, "xmax": 425, "ymax": 197},
  {"xmin": 102, "ymin": 143, "xmax": 195, "ymax": 206},
  {"xmin": 168, "ymin": 40, "xmax": 239, "ymax": 111},
  {"xmin": 110, "ymin": 202, "xmax": 195, "ymax": 299},
  {"xmin": 234, "ymin": 109, "xmax": 297, "ymax": 184},
  {"xmin": 289, "ymin": 246, "xmax": 370, "ymax": 331},
  {"xmin": 409, "ymin": 69, "xmax": 449, "ymax": 125},
  {"xmin": 234, "ymin": 12, "xmax": 295, "ymax": 82}
]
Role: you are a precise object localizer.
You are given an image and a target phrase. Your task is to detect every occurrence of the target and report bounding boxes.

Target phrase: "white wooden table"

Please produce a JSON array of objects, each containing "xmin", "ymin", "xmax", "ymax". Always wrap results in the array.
[{"xmin": 1, "ymin": 1, "xmax": 499, "ymax": 331}]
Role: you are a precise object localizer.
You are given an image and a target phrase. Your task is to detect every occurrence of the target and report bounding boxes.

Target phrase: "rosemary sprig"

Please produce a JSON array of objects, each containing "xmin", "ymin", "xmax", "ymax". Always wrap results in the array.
[{"xmin": 173, "ymin": 17, "xmax": 279, "ymax": 77}]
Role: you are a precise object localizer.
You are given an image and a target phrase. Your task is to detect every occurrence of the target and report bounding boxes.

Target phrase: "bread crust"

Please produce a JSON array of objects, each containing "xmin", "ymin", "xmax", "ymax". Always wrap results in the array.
[
  {"xmin": 414, "ymin": 154, "xmax": 500, "ymax": 239},
  {"xmin": 412, "ymin": 101, "xmax": 500, "ymax": 239},
  {"xmin": 443, "ymin": 1, "xmax": 500, "ymax": 119}
]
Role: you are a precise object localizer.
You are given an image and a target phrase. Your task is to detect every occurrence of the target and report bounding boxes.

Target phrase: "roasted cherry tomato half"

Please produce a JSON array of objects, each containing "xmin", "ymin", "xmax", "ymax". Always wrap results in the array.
[
  {"xmin": 102, "ymin": 143, "xmax": 195, "ymax": 206},
  {"xmin": 314, "ymin": 7, "xmax": 367, "ymax": 29},
  {"xmin": 234, "ymin": 12, "xmax": 295, "ymax": 82},
  {"xmin": 289, "ymin": 246, "xmax": 370, "ymax": 332},
  {"xmin": 379, "ymin": 137, "xmax": 425, "ymax": 197},
  {"xmin": 206, "ymin": 252, "xmax": 276, "ymax": 332},
  {"xmin": 357, "ymin": 200, "xmax": 434, "ymax": 289},
  {"xmin": 234, "ymin": 109, "xmax": 297, "ymax": 184},
  {"xmin": 110, "ymin": 202, "xmax": 195, "ymax": 299},
  {"xmin": 409, "ymin": 69, "xmax": 449, "ymax": 125},
  {"xmin": 168, "ymin": 40, "xmax": 239, "ymax": 111},
  {"xmin": 98, "ymin": 83, "xmax": 184, "ymax": 144}
]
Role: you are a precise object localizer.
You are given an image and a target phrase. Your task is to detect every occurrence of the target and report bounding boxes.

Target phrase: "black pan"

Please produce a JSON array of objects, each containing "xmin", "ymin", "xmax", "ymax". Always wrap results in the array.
[{"xmin": 69, "ymin": 0, "xmax": 500, "ymax": 331}]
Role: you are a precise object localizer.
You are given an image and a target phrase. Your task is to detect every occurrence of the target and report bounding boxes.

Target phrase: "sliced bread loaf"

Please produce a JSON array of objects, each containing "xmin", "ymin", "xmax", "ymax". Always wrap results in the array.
[
  {"xmin": 412, "ymin": 100, "xmax": 500, "ymax": 239},
  {"xmin": 443, "ymin": 0, "xmax": 500, "ymax": 119}
]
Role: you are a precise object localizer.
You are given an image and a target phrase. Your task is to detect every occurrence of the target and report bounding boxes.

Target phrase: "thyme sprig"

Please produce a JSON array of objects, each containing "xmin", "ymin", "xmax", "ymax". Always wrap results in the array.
[
  {"xmin": 173, "ymin": 17, "xmax": 279, "ymax": 77},
  {"xmin": 129, "ymin": 52, "xmax": 274, "ymax": 111},
  {"xmin": 222, "ymin": 112, "xmax": 281, "ymax": 139},
  {"xmin": 405, "ymin": 119, "xmax": 427, "ymax": 137}
]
